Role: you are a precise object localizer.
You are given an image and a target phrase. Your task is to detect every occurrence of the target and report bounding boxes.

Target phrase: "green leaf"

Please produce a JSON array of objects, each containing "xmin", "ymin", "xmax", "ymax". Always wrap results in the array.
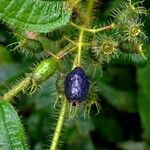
[
  {"xmin": 101, "ymin": 84, "xmax": 137, "ymax": 113},
  {"xmin": 137, "ymin": 62, "xmax": 150, "ymax": 148},
  {"xmin": 0, "ymin": 45, "xmax": 12, "ymax": 64},
  {"xmin": 92, "ymin": 114, "xmax": 124, "ymax": 143},
  {"xmin": 0, "ymin": 100, "xmax": 28, "ymax": 150},
  {"xmin": 110, "ymin": 53, "xmax": 146, "ymax": 66},
  {"xmin": 0, "ymin": 63, "xmax": 20, "ymax": 85},
  {"xmin": 103, "ymin": 0, "xmax": 125, "ymax": 17},
  {"xmin": 65, "ymin": 118, "xmax": 94, "ymax": 150},
  {"xmin": 138, "ymin": 63, "xmax": 150, "ymax": 127},
  {"xmin": 33, "ymin": 76, "xmax": 58, "ymax": 109},
  {"xmin": 117, "ymin": 141, "xmax": 144, "ymax": 150},
  {"xmin": 137, "ymin": 43, "xmax": 150, "ymax": 148},
  {"xmin": 0, "ymin": 0, "xmax": 71, "ymax": 33}
]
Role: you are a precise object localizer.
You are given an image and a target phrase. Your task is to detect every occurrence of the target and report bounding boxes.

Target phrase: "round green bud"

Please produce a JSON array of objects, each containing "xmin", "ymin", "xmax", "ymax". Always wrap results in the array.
[
  {"xmin": 102, "ymin": 42, "xmax": 116, "ymax": 54},
  {"xmin": 129, "ymin": 26, "xmax": 140, "ymax": 38}
]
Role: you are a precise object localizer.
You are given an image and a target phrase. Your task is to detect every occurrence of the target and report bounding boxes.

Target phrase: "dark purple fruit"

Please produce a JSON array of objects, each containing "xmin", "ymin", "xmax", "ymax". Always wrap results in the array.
[{"xmin": 64, "ymin": 67, "xmax": 89, "ymax": 104}]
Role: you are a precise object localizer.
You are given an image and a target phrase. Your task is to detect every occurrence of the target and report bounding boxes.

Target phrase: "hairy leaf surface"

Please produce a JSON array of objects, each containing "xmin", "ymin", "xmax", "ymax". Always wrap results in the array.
[
  {"xmin": 0, "ymin": 100, "xmax": 28, "ymax": 150},
  {"xmin": 0, "ymin": 0, "xmax": 71, "ymax": 32}
]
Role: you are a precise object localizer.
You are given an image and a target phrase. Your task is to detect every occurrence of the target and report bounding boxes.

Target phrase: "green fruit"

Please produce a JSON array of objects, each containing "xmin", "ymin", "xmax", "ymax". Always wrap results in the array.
[{"xmin": 33, "ymin": 57, "xmax": 59, "ymax": 82}]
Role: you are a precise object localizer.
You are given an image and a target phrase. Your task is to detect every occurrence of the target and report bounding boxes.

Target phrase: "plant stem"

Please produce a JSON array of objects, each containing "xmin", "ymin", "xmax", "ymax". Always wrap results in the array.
[
  {"xmin": 70, "ymin": 22, "xmax": 114, "ymax": 33},
  {"xmin": 70, "ymin": 0, "xmax": 113, "ymax": 33},
  {"xmin": 84, "ymin": 0, "xmax": 95, "ymax": 26},
  {"xmin": 58, "ymin": 47, "xmax": 76, "ymax": 59},
  {"xmin": 76, "ymin": 0, "xmax": 95, "ymax": 67},
  {"xmin": 1, "ymin": 43, "xmax": 76, "ymax": 101},
  {"xmin": 50, "ymin": 98, "xmax": 67, "ymax": 150},
  {"xmin": 2, "ymin": 77, "xmax": 31, "ymax": 101},
  {"xmin": 50, "ymin": 1, "xmax": 95, "ymax": 149},
  {"xmin": 77, "ymin": 29, "xmax": 84, "ymax": 66}
]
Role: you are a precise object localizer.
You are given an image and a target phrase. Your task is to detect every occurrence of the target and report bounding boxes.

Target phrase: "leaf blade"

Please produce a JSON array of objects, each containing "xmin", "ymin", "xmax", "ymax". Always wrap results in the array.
[
  {"xmin": 0, "ymin": 100, "xmax": 28, "ymax": 150},
  {"xmin": 0, "ymin": 0, "xmax": 71, "ymax": 33}
]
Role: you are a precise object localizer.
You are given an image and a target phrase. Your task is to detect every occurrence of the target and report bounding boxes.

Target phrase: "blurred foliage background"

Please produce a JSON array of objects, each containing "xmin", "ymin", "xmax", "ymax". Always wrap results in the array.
[{"xmin": 0, "ymin": 0, "xmax": 150, "ymax": 150}]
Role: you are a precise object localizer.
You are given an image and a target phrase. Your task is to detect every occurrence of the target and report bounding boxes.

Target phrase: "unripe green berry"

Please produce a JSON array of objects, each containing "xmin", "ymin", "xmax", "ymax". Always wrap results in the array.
[{"xmin": 32, "ymin": 57, "xmax": 59, "ymax": 83}]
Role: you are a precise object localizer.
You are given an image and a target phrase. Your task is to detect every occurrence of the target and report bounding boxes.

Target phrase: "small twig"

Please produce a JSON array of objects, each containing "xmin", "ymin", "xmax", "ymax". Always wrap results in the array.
[
  {"xmin": 58, "ymin": 47, "xmax": 76, "ymax": 59},
  {"xmin": 45, "ymin": 51, "xmax": 59, "ymax": 60},
  {"xmin": 64, "ymin": 36, "xmax": 76, "ymax": 45},
  {"xmin": 70, "ymin": 22, "xmax": 114, "ymax": 33},
  {"xmin": 45, "ymin": 45, "xmax": 76, "ymax": 60}
]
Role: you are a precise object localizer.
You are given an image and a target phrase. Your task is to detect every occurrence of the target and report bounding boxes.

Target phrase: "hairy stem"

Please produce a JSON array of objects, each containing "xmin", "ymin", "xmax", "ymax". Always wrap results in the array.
[
  {"xmin": 2, "ymin": 77, "xmax": 31, "ymax": 101},
  {"xmin": 50, "ymin": 98, "xmax": 67, "ymax": 150},
  {"xmin": 70, "ymin": 22, "xmax": 114, "ymax": 33},
  {"xmin": 84, "ymin": 0, "xmax": 95, "ymax": 26},
  {"xmin": 1, "ymin": 43, "xmax": 76, "ymax": 101},
  {"xmin": 77, "ymin": 29, "xmax": 84, "ymax": 66},
  {"xmin": 76, "ymin": 0, "xmax": 95, "ymax": 67}
]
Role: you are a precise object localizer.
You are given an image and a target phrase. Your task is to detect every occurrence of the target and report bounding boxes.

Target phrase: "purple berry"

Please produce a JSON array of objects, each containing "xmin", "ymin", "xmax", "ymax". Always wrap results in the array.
[{"xmin": 64, "ymin": 67, "xmax": 89, "ymax": 104}]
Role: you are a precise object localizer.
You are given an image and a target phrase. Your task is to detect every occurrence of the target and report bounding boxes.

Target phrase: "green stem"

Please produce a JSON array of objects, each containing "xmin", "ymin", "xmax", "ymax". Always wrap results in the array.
[
  {"xmin": 2, "ymin": 77, "xmax": 31, "ymax": 101},
  {"xmin": 1, "ymin": 43, "xmax": 75, "ymax": 101},
  {"xmin": 70, "ymin": 22, "xmax": 114, "ymax": 33},
  {"xmin": 50, "ymin": 98, "xmax": 67, "ymax": 150},
  {"xmin": 84, "ymin": 0, "xmax": 95, "ymax": 26},
  {"xmin": 77, "ymin": 29, "xmax": 84, "ymax": 67},
  {"xmin": 75, "ymin": 0, "xmax": 95, "ymax": 67}
]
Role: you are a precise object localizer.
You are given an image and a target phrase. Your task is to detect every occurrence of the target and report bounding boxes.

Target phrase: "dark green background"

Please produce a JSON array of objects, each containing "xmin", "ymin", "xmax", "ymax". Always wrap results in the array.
[{"xmin": 0, "ymin": 0, "xmax": 150, "ymax": 149}]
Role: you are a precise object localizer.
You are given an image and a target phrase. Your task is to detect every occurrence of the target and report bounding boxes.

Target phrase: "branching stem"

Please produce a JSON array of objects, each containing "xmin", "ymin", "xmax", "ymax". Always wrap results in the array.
[
  {"xmin": 75, "ymin": 0, "xmax": 95, "ymax": 67},
  {"xmin": 50, "ymin": 1, "xmax": 96, "ymax": 148},
  {"xmin": 70, "ymin": 22, "xmax": 114, "ymax": 33},
  {"xmin": 1, "ymin": 43, "xmax": 76, "ymax": 101},
  {"xmin": 50, "ymin": 98, "xmax": 67, "ymax": 150},
  {"xmin": 2, "ymin": 76, "xmax": 31, "ymax": 101},
  {"xmin": 58, "ymin": 47, "xmax": 76, "ymax": 59},
  {"xmin": 45, "ymin": 45, "xmax": 76, "ymax": 60}
]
